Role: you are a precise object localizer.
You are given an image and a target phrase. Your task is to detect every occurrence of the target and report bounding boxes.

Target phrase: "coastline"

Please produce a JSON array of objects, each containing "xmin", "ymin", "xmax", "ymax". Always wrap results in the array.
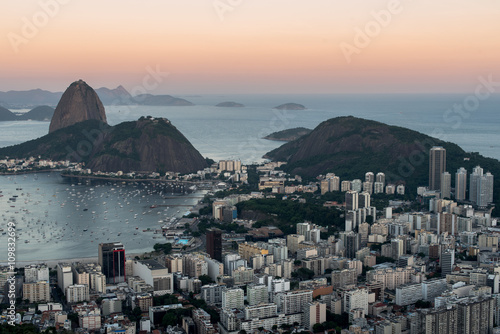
[
  {"xmin": 0, "ymin": 172, "xmax": 207, "ymax": 266},
  {"xmin": 0, "ymin": 169, "xmax": 65, "ymax": 176},
  {"xmin": 0, "ymin": 252, "xmax": 148, "ymax": 268}
]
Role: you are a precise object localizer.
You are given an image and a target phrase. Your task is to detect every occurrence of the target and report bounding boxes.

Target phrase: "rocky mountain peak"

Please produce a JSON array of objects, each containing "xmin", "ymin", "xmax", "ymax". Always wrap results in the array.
[{"xmin": 48, "ymin": 80, "xmax": 107, "ymax": 133}]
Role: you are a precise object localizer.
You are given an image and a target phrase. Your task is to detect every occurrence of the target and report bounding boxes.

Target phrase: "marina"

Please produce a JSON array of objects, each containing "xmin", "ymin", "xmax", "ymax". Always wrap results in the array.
[{"xmin": 0, "ymin": 172, "xmax": 206, "ymax": 262}]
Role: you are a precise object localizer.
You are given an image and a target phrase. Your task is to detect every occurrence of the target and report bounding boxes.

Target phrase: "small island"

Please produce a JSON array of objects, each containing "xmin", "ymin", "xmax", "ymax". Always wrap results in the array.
[
  {"xmin": 0, "ymin": 106, "xmax": 18, "ymax": 121},
  {"xmin": 18, "ymin": 105, "xmax": 55, "ymax": 121},
  {"xmin": 0, "ymin": 105, "xmax": 55, "ymax": 122},
  {"xmin": 263, "ymin": 127, "xmax": 312, "ymax": 141},
  {"xmin": 273, "ymin": 103, "xmax": 307, "ymax": 110},
  {"xmin": 216, "ymin": 101, "xmax": 245, "ymax": 108}
]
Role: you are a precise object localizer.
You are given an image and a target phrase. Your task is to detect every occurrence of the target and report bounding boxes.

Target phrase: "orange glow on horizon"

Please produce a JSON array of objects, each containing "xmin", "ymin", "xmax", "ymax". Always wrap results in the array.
[{"xmin": 1, "ymin": 0, "xmax": 500, "ymax": 94}]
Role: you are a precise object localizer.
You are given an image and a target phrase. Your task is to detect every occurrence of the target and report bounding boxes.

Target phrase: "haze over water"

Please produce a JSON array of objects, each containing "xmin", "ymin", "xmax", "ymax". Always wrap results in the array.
[{"xmin": 1, "ymin": 94, "xmax": 499, "ymax": 163}]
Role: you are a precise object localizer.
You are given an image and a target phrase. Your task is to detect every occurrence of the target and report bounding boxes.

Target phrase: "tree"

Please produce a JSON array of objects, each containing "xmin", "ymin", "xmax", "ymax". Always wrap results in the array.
[
  {"xmin": 291, "ymin": 267, "xmax": 315, "ymax": 280},
  {"xmin": 162, "ymin": 311, "xmax": 177, "ymax": 327},
  {"xmin": 313, "ymin": 323, "xmax": 325, "ymax": 332},
  {"xmin": 131, "ymin": 306, "xmax": 142, "ymax": 321},
  {"xmin": 415, "ymin": 300, "xmax": 432, "ymax": 308},
  {"xmin": 67, "ymin": 312, "xmax": 79, "ymax": 324},
  {"xmin": 153, "ymin": 243, "xmax": 172, "ymax": 254},
  {"xmin": 199, "ymin": 274, "xmax": 215, "ymax": 286}
]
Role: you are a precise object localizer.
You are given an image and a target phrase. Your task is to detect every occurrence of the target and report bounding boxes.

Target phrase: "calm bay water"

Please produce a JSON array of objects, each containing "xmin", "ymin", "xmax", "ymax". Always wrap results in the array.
[
  {"xmin": 0, "ymin": 173, "xmax": 204, "ymax": 262},
  {"xmin": 0, "ymin": 94, "xmax": 499, "ymax": 262}
]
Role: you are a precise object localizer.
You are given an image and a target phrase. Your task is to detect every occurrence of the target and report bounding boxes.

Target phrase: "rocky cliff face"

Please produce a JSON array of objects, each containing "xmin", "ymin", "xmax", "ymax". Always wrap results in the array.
[
  {"xmin": 86, "ymin": 117, "xmax": 208, "ymax": 173},
  {"xmin": 49, "ymin": 80, "xmax": 107, "ymax": 133}
]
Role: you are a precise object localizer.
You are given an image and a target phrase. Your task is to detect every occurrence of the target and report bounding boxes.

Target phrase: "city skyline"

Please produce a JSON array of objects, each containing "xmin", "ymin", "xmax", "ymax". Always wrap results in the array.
[{"xmin": 1, "ymin": 1, "xmax": 500, "ymax": 94}]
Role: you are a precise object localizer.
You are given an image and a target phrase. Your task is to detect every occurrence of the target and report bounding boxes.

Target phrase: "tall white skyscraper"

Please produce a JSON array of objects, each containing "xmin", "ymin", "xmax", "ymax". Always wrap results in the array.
[
  {"xmin": 345, "ymin": 191, "xmax": 359, "ymax": 211},
  {"xmin": 470, "ymin": 166, "xmax": 494, "ymax": 207},
  {"xmin": 351, "ymin": 179, "xmax": 362, "ymax": 192},
  {"xmin": 376, "ymin": 172, "xmax": 386, "ymax": 186},
  {"xmin": 365, "ymin": 172, "xmax": 375, "ymax": 183},
  {"xmin": 455, "ymin": 167, "xmax": 467, "ymax": 201},
  {"xmin": 478, "ymin": 172, "xmax": 494, "ymax": 207},
  {"xmin": 329, "ymin": 176, "xmax": 340, "ymax": 191},
  {"xmin": 373, "ymin": 182, "xmax": 384, "ymax": 194},
  {"xmin": 441, "ymin": 172, "xmax": 451, "ymax": 199},
  {"xmin": 359, "ymin": 191, "xmax": 370, "ymax": 208},
  {"xmin": 469, "ymin": 166, "xmax": 483, "ymax": 203}
]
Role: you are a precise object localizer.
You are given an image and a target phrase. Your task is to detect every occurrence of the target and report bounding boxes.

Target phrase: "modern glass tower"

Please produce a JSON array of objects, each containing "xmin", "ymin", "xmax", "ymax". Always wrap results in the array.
[{"xmin": 98, "ymin": 242, "xmax": 126, "ymax": 284}]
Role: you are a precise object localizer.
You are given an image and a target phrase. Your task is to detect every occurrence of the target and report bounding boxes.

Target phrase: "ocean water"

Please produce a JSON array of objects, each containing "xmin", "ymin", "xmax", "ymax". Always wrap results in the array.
[
  {"xmin": 0, "ymin": 94, "xmax": 499, "ymax": 262},
  {"xmin": 1, "ymin": 94, "xmax": 499, "ymax": 163},
  {"xmin": 0, "ymin": 173, "xmax": 204, "ymax": 262}
]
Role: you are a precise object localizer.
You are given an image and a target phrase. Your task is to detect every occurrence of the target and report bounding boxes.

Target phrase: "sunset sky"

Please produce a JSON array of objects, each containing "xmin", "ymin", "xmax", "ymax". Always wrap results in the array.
[{"xmin": 1, "ymin": 0, "xmax": 500, "ymax": 94}]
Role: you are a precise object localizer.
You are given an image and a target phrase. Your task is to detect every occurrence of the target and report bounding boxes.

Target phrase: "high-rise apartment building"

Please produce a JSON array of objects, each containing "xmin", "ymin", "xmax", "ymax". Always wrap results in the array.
[
  {"xmin": 274, "ymin": 290, "xmax": 313, "ymax": 315},
  {"xmin": 455, "ymin": 167, "xmax": 467, "ymax": 201},
  {"xmin": 376, "ymin": 172, "xmax": 386, "ymax": 186},
  {"xmin": 343, "ymin": 287, "xmax": 369, "ymax": 314},
  {"xmin": 345, "ymin": 191, "xmax": 359, "ymax": 211},
  {"xmin": 365, "ymin": 172, "xmax": 375, "ymax": 183},
  {"xmin": 98, "ymin": 242, "xmax": 126, "ymax": 284},
  {"xmin": 57, "ymin": 263, "xmax": 73, "ymax": 292},
  {"xmin": 469, "ymin": 166, "xmax": 494, "ymax": 207},
  {"xmin": 341, "ymin": 181, "xmax": 351, "ymax": 192},
  {"xmin": 206, "ymin": 228, "xmax": 222, "ymax": 262},
  {"xmin": 441, "ymin": 249, "xmax": 455, "ymax": 276},
  {"xmin": 374, "ymin": 182, "xmax": 384, "ymax": 194},
  {"xmin": 429, "ymin": 147, "xmax": 446, "ymax": 190},
  {"xmin": 23, "ymin": 281, "xmax": 50, "ymax": 303},
  {"xmin": 304, "ymin": 302, "xmax": 326, "ymax": 331},
  {"xmin": 358, "ymin": 191, "xmax": 370, "ymax": 208},
  {"xmin": 342, "ymin": 231, "xmax": 360, "ymax": 259},
  {"xmin": 351, "ymin": 179, "xmax": 362, "ymax": 192},
  {"xmin": 222, "ymin": 288, "xmax": 244, "ymax": 310},
  {"xmin": 441, "ymin": 172, "xmax": 451, "ymax": 199},
  {"xmin": 247, "ymin": 284, "xmax": 269, "ymax": 306}
]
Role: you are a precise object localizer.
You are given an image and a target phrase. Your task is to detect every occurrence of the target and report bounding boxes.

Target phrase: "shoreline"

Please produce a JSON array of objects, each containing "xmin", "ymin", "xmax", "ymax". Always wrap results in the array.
[
  {"xmin": 0, "ymin": 252, "xmax": 148, "ymax": 268},
  {"xmin": 61, "ymin": 173, "xmax": 204, "ymax": 185},
  {"xmin": 0, "ymin": 169, "xmax": 65, "ymax": 176},
  {"xmin": 0, "ymin": 173, "xmax": 207, "ymax": 267}
]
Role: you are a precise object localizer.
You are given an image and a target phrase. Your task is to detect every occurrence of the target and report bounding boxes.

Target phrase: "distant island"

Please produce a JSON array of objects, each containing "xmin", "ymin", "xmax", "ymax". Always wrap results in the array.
[
  {"xmin": 263, "ymin": 127, "xmax": 312, "ymax": 141},
  {"xmin": 133, "ymin": 94, "xmax": 194, "ymax": 106},
  {"xmin": 0, "ymin": 105, "xmax": 54, "ymax": 122},
  {"xmin": 18, "ymin": 106, "xmax": 55, "ymax": 121},
  {"xmin": 0, "ymin": 106, "xmax": 18, "ymax": 121},
  {"xmin": 215, "ymin": 101, "xmax": 244, "ymax": 108},
  {"xmin": 0, "ymin": 86, "xmax": 194, "ymax": 107},
  {"xmin": 216, "ymin": 101, "xmax": 245, "ymax": 108},
  {"xmin": 274, "ymin": 103, "xmax": 307, "ymax": 110}
]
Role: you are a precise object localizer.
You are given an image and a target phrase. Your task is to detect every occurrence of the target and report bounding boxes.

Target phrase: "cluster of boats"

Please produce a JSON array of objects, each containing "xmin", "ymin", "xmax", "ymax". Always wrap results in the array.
[{"xmin": 0, "ymin": 174, "xmax": 203, "ymax": 261}]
